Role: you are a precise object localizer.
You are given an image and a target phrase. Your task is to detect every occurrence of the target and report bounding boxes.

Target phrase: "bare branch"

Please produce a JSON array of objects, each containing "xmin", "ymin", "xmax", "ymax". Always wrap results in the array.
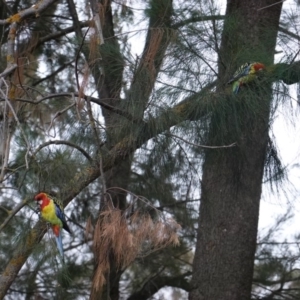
[
  {"xmin": 0, "ymin": 64, "xmax": 17, "ymax": 79},
  {"xmin": 27, "ymin": 21, "xmax": 90, "ymax": 53},
  {"xmin": 6, "ymin": 93, "xmax": 139, "ymax": 122},
  {"xmin": 1, "ymin": 0, "xmax": 59, "ymax": 25},
  {"xmin": 168, "ymin": 133, "xmax": 236, "ymax": 149},
  {"xmin": 32, "ymin": 60, "xmax": 75, "ymax": 86},
  {"xmin": 279, "ymin": 26, "xmax": 300, "ymax": 42},
  {"xmin": 32, "ymin": 140, "xmax": 93, "ymax": 163},
  {"xmin": 0, "ymin": 198, "xmax": 32, "ymax": 233},
  {"xmin": 172, "ymin": 15, "xmax": 224, "ymax": 29},
  {"xmin": 47, "ymin": 101, "xmax": 76, "ymax": 132},
  {"xmin": 0, "ymin": 79, "xmax": 31, "ymax": 169},
  {"xmin": 257, "ymin": 0, "xmax": 286, "ymax": 11}
]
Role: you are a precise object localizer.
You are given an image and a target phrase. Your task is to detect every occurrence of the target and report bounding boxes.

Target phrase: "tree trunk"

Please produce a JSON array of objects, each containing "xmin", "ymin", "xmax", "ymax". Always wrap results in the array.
[
  {"xmin": 90, "ymin": 1, "xmax": 173, "ymax": 298},
  {"xmin": 189, "ymin": 1, "xmax": 283, "ymax": 299}
]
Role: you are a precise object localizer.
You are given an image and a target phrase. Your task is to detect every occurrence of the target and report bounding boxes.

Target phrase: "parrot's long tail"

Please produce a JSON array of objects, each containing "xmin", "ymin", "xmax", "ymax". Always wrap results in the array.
[
  {"xmin": 52, "ymin": 225, "xmax": 64, "ymax": 262},
  {"xmin": 232, "ymin": 81, "xmax": 240, "ymax": 94},
  {"xmin": 55, "ymin": 233, "xmax": 64, "ymax": 262}
]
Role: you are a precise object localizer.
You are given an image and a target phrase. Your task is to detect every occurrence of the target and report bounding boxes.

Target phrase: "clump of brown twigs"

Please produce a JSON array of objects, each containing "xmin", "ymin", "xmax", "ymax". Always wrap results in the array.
[{"xmin": 90, "ymin": 191, "xmax": 181, "ymax": 292}]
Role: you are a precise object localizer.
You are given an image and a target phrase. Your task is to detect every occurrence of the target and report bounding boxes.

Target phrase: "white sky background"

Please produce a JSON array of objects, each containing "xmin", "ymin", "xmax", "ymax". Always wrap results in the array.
[{"xmin": 260, "ymin": 0, "xmax": 300, "ymax": 240}]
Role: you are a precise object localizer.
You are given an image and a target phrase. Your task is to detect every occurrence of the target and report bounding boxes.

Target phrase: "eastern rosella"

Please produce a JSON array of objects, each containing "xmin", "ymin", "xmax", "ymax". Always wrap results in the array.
[
  {"xmin": 228, "ymin": 62, "xmax": 265, "ymax": 94},
  {"xmin": 34, "ymin": 192, "xmax": 71, "ymax": 260}
]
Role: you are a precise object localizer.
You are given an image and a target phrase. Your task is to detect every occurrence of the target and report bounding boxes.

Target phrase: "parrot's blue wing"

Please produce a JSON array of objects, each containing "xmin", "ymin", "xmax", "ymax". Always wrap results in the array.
[
  {"xmin": 227, "ymin": 63, "xmax": 251, "ymax": 84},
  {"xmin": 54, "ymin": 204, "xmax": 65, "ymax": 221},
  {"xmin": 54, "ymin": 203, "xmax": 72, "ymax": 234}
]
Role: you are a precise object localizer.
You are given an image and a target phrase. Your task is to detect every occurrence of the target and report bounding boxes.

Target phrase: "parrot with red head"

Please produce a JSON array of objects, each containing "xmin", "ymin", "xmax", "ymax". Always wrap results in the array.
[
  {"xmin": 228, "ymin": 62, "xmax": 266, "ymax": 94},
  {"xmin": 34, "ymin": 192, "xmax": 71, "ymax": 261}
]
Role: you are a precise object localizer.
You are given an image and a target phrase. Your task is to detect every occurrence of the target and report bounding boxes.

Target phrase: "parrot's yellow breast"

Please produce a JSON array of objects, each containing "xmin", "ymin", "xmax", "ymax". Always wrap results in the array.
[{"xmin": 41, "ymin": 200, "xmax": 63, "ymax": 227}]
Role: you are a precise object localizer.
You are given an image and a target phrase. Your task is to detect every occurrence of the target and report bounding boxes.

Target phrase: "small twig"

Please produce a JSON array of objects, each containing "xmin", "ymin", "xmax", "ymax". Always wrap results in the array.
[
  {"xmin": 107, "ymin": 28, "xmax": 148, "ymax": 40},
  {"xmin": 0, "ymin": 198, "xmax": 31, "ymax": 233},
  {"xmin": 86, "ymin": 97, "xmax": 102, "ymax": 147},
  {"xmin": 99, "ymin": 154, "xmax": 107, "ymax": 198},
  {"xmin": 74, "ymin": 93, "xmax": 82, "ymax": 121},
  {"xmin": 47, "ymin": 101, "xmax": 76, "ymax": 132},
  {"xmin": 0, "ymin": 206, "xmax": 10, "ymax": 214},
  {"xmin": 75, "ymin": 27, "xmax": 90, "ymax": 93},
  {"xmin": 106, "ymin": 187, "xmax": 159, "ymax": 213},
  {"xmin": 27, "ymin": 21, "xmax": 90, "ymax": 53},
  {"xmin": 0, "ymin": 79, "xmax": 31, "ymax": 169},
  {"xmin": 290, "ymin": 48, "xmax": 300, "ymax": 64},
  {"xmin": 1, "ymin": 164, "xmax": 27, "ymax": 183},
  {"xmin": 32, "ymin": 59, "xmax": 76, "ymax": 86},
  {"xmin": 1, "ymin": 93, "xmax": 139, "ymax": 123},
  {"xmin": 86, "ymin": 96, "xmax": 106, "ymax": 195},
  {"xmin": 0, "ymin": 64, "xmax": 18, "ymax": 79},
  {"xmin": 257, "ymin": 0, "xmax": 286, "ymax": 11},
  {"xmin": 0, "ymin": 102, "xmax": 10, "ymax": 183},
  {"xmin": 168, "ymin": 133, "xmax": 236, "ymax": 149}
]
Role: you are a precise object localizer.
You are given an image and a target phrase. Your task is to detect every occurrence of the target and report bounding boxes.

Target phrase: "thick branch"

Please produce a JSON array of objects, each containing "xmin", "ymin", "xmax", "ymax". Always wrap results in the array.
[
  {"xmin": 127, "ymin": 0, "xmax": 173, "ymax": 118},
  {"xmin": 0, "ymin": 221, "xmax": 47, "ymax": 299},
  {"xmin": 1, "ymin": 0, "xmax": 58, "ymax": 25},
  {"xmin": 271, "ymin": 61, "xmax": 300, "ymax": 84},
  {"xmin": 278, "ymin": 25, "xmax": 300, "ymax": 42},
  {"xmin": 0, "ymin": 198, "xmax": 31, "ymax": 233}
]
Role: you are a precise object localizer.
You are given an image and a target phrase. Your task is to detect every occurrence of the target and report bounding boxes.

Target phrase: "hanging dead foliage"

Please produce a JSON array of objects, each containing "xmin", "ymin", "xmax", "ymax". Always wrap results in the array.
[{"xmin": 91, "ymin": 200, "xmax": 180, "ymax": 292}]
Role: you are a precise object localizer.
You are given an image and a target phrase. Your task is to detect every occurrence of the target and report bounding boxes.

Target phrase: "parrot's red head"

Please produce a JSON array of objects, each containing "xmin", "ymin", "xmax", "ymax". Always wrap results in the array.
[
  {"xmin": 253, "ymin": 62, "xmax": 265, "ymax": 72},
  {"xmin": 34, "ymin": 193, "xmax": 50, "ymax": 209}
]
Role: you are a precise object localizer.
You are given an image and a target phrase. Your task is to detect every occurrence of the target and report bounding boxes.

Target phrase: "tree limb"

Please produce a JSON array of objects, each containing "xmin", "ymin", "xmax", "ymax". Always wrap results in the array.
[
  {"xmin": 27, "ymin": 21, "xmax": 90, "ymax": 53},
  {"xmin": 1, "ymin": 0, "xmax": 58, "ymax": 25},
  {"xmin": 0, "ymin": 220, "xmax": 47, "ymax": 299},
  {"xmin": 0, "ymin": 198, "xmax": 31, "ymax": 233},
  {"xmin": 32, "ymin": 140, "xmax": 93, "ymax": 163}
]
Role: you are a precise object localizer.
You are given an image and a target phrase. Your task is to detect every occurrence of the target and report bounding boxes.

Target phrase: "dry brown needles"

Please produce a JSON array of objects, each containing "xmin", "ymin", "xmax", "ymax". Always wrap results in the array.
[{"xmin": 91, "ymin": 201, "xmax": 181, "ymax": 292}]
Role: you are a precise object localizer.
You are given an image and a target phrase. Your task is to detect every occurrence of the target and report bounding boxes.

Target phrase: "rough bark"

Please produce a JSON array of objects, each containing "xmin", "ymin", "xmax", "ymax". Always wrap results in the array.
[{"xmin": 189, "ymin": 1, "xmax": 283, "ymax": 300}]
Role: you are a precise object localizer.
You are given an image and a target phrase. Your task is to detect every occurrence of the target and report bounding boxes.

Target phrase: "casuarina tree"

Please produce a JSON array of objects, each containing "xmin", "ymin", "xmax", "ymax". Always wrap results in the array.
[{"xmin": 0, "ymin": 0, "xmax": 300, "ymax": 299}]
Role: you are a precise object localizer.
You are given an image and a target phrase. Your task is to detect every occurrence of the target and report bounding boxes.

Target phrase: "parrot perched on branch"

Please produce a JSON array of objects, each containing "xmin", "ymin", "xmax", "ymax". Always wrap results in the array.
[
  {"xmin": 228, "ymin": 62, "xmax": 266, "ymax": 94},
  {"xmin": 34, "ymin": 192, "xmax": 71, "ymax": 261}
]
